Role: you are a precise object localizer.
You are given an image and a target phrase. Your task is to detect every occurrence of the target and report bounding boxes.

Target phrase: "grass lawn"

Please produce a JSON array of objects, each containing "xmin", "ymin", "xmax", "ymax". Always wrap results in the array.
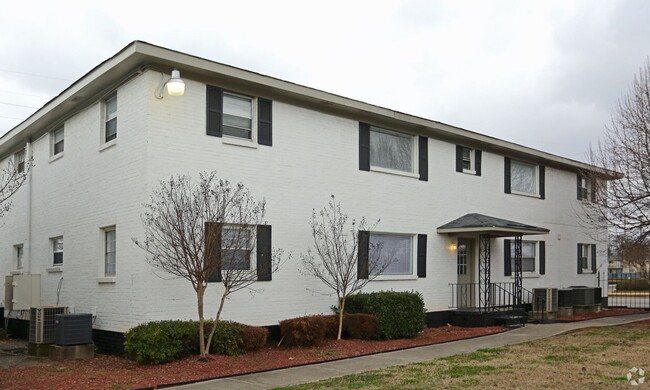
[{"xmin": 277, "ymin": 319, "xmax": 650, "ymax": 389}]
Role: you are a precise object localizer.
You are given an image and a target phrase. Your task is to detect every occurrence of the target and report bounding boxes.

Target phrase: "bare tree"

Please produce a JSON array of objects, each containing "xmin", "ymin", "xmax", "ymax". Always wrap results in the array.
[
  {"xmin": 582, "ymin": 60, "xmax": 650, "ymax": 274},
  {"xmin": 301, "ymin": 196, "xmax": 393, "ymax": 340},
  {"xmin": 613, "ymin": 237, "xmax": 650, "ymax": 282},
  {"xmin": 134, "ymin": 172, "xmax": 283, "ymax": 359},
  {"xmin": 0, "ymin": 156, "xmax": 30, "ymax": 219}
]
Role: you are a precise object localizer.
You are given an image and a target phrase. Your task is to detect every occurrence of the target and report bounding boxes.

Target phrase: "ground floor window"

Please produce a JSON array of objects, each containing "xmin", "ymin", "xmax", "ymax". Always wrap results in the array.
[
  {"xmin": 370, "ymin": 233, "xmax": 413, "ymax": 275},
  {"xmin": 511, "ymin": 241, "xmax": 536, "ymax": 273}
]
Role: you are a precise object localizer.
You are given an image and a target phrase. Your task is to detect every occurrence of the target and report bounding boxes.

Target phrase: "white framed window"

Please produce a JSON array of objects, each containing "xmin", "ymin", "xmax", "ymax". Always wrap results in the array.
[
  {"xmin": 457, "ymin": 243, "xmax": 468, "ymax": 275},
  {"xmin": 369, "ymin": 233, "xmax": 414, "ymax": 276},
  {"xmin": 579, "ymin": 243, "xmax": 594, "ymax": 273},
  {"xmin": 52, "ymin": 236, "xmax": 63, "ymax": 266},
  {"xmin": 511, "ymin": 160, "xmax": 538, "ymax": 195},
  {"xmin": 221, "ymin": 225, "xmax": 254, "ymax": 270},
  {"xmin": 223, "ymin": 92, "xmax": 255, "ymax": 140},
  {"xmin": 14, "ymin": 149, "xmax": 26, "ymax": 173},
  {"xmin": 104, "ymin": 93, "xmax": 117, "ymax": 143},
  {"xmin": 15, "ymin": 244, "xmax": 23, "ymax": 270},
  {"xmin": 51, "ymin": 127, "xmax": 64, "ymax": 156},
  {"xmin": 104, "ymin": 227, "xmax": 116, "ymax": 276},
  {"xmin": 510, "ymin": 241, "xmax": 537, "ymax": 273},
  {"xmin": 578, "ymin": 176, "xmax": 588, "ymax": 200},
  {"xmin": 370, "ymin": 126, "xmax": 416, "ymax": 173}
]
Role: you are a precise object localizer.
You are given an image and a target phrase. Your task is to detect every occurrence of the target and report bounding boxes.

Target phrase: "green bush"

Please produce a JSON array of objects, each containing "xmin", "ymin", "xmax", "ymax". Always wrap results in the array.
[
  {"xmin": 346, "ymin": 291, "xmax": 425, "ymax": 339},
  {"xmin": 124, "ymin": 320, "xmax": 198, "ymax": 365},
  {"xmin": 125, "ymin": 319, "xmax": 269, "ymax": 364},
  {"xmin": 279, "ymin": 315, "xmax": 327, "ymax": 346}
]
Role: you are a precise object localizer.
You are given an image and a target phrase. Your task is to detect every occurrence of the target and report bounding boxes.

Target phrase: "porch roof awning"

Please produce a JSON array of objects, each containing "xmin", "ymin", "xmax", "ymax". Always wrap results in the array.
[{"xmin": 437, "ymin": 213, "xmax": 550, "ymax": 236}]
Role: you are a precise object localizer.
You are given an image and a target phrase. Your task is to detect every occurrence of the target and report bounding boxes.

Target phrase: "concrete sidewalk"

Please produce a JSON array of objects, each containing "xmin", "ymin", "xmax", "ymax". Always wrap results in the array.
[{"xmin": 172, "ymin": 313, "xmax": 650, "ymax": 390}]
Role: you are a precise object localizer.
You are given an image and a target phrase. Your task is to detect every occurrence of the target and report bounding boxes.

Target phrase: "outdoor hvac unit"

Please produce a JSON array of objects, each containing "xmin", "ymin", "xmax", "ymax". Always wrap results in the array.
[
  {"xmin": 533, "ymin": 288, "xmax": 558, "ymax": 312},
  {"xmin": 558, "ymin": 289, "xmax": 573, "ymax": 308},
  {"xmin": 29, "ymin": 306, "xmax": 67, "ymax": 344},
  {"xmin": 571, "ymin": 287, "xmax": 595, "ymax": 306},
  {"xmin": 55, "ymin": 313, "xmax": 93, "ymax": 346}
]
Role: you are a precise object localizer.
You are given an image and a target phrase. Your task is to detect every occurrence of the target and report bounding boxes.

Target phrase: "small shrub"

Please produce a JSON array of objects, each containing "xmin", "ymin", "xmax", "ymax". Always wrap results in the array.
[
  {"xmin": 240, "ymin": 325, "xmax": 269, "ymax": 352},
  {"xmin": 279, "ymin": 315, "xmax": 327, "ymax": 346},
  {"xmin": 346, "ymin": 290, "xmax": 425, "ymax": 339},
  {"xmin": 124, "ymin": 320, "xmax": 197, "ymax": 365},
  {"xmin": 344, "ymin": 313, "xmax": 379, "ymax": 340},
  {"xmin": 323, "ymin": 315, "xmax": 340, "ymax": 339},
  {"xmin": 613, "ymin": 279, "xmax": 649, "ymax": 291},
  {"xmin": 208, "ymin": 320, "xmax": 244, "ymax": 356}
]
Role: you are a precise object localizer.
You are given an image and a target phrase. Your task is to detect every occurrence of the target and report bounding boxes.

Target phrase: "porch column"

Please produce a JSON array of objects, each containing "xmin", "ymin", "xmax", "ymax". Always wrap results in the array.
[
  {"xmin": 514, "ymin": 234, "xmax": 523, "ymax": 305},
  {"xmin": 478, "ymin": 234, "xmax": 491, "ymax": 312}
]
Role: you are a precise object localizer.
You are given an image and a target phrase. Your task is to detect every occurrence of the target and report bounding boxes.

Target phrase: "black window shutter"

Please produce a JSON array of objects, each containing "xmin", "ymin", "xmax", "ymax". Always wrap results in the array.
[
  {"xmin": 504, "ymin": 158, "xmax": 511, "ymax": 194},
  {"xmin": 417, "ymin": 234, "xmax": 427, "ymax": 278},
  {"xmin": 577, "ymin": 174, "xmax": 583, "ymax": 200},
  {"xmin": 590, "ymin": 180, "xmax": 597, "ymax": 202},
  {"xmin": 206, "ymin": 222, "xmax": 222, "ymax": 282},
  {"xmin": 539, "ymin": 241, "xmax": 545, "ymax": 275},
  {"xmin": 577, "ymin": 243, "xmax": 583, "ymax": 274},
  {"xmin": 504, "ymin": 239, "xmax": 512, "ymax": 276},
  {"xmin": 475, "ymin": 150, "xmax": 482, "ymax": 176},
  {"xmin": 455, "ymin": 145, "xmax": 463, "ymax": 172},
  {"xmin": 359, "ymin": 123, "xmax": 370, "ymax": 171},
  {"xmin": 539, "ymin": 165, "xmax": 546, "ymax": 199},
  {"xmin": 357, "ymin": 231, "xmax": 369, "ymax": 279},
  {"xmin": 256, "ymin": 225, "xmax": 272, "ymax": 281},
  {"xmin": 591, "ymin": 244, "xmax": 597, "ymax": 274},
  {"xmin": 206, "ymin": 85, "xmax": 223, "ymax": 137},
  {"xmin": 257, "ymin": 98, "xmax": 273, "ymax": 146},
  {"xmin": 419, "ymin": 136, "xmax": 428, "ymax": 181}
]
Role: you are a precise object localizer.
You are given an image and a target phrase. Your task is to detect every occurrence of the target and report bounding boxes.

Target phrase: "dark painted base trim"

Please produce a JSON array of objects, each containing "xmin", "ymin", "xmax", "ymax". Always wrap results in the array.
[
  {"xmin": 7, "ymin": 318, "xmax": 29, "ymax": 340},
  {"xmin": 93, "ymin": 329, "xmax": 125, "ymax": 356}
]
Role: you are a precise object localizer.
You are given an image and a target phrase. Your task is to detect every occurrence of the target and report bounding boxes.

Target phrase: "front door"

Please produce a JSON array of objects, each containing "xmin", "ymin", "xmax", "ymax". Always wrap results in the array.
[{"xmin": 456, "ymin": 239, "xmax": 475, "ymax": 308}]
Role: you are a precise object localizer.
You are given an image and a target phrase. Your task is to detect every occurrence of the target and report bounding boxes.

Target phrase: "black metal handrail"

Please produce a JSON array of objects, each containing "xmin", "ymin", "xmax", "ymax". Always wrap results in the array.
[{"xmin": 449, "ymin": 282, "xmax": 532, "ymax": 311}]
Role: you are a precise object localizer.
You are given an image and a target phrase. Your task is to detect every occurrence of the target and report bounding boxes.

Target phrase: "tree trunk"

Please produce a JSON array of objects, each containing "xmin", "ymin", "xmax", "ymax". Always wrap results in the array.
[
  {"xmin": 337, "ymin": 297, "xmax": 345, "ymax": 340},
  {"xmin": 197, "ymin": 284, "xmax": 206, "ymax": 359},
  {"xmin": 206, "ymin": 289, "xmax": 229, "ymax": 352}
]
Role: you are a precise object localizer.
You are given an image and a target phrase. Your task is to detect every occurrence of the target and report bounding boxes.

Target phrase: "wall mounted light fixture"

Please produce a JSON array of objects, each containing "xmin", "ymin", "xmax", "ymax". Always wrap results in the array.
[{"xmin": 155, "ymin": 69, "xmax": 185, "ymax": 99}]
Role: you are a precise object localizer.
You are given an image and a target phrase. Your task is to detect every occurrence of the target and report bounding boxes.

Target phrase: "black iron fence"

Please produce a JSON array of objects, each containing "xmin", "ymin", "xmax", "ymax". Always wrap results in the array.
[
  {"xmin": 599, "ymin": 272, "xmax": 650, "ymax": 310},
  {"xmin": 449, "ymin": 282, "xmax": 533, "ymax": 311}
]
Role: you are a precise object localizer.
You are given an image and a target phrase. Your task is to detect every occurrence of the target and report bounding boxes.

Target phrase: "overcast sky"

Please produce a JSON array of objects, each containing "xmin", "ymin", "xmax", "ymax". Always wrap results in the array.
[{"xmin": 1, "ymin": 0, "xmax": 649, "ymax": 161}]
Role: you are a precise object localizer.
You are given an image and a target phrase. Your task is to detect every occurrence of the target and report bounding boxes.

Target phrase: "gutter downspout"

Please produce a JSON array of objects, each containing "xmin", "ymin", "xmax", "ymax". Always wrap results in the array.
[{"xmin": 25, "ymin": 138, "xmax": 33, "ymax": 274}]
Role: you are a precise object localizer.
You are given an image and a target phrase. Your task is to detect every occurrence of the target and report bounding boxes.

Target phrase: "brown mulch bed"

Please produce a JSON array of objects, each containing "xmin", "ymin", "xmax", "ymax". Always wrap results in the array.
[
  {"xmin": 0, "ymin": 325, "xmax": 505, "ymax": 390},
  {"xmin": 554, "ymin": 307, "xmax": 646, "ymax": 322}
]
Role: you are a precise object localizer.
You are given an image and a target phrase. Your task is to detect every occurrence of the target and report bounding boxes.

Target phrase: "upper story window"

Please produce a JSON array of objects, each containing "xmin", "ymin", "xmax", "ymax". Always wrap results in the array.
[
  {"xmin": 206, "ymin": 85, "xmax": 273, "ymax": 146},
  {"xmin": 369, "ymin": 126, "xmax": 415, "ymax": 173},
  {"xmin": 104, "ymin": 94, "xmax": 117, "ymax": 143},
  {"xmin": 14, "ymin": 149, "xmax": 26, "ymax": 173},
  {"xmin": 15, "ymin": 244, "xmax": 23, "ymax": 270},
  {"xmin": 52, "ymin": 236, "xmax": 63, "ymax": 266},
  {"xmin": 223, "ymin": 93, "xmax": 253, "ymax": 140},
  {"xmin": 577, "ymin": 243, "xmax": 596, "ymax": 274},
  {"xmin": 455, "ymin": 145, "xmax": 482, "ymax": 176},
  {"xmin": 577, "ymin": 174, "xmax": 597, "ymax": 202},
  {"xmin": 104, "ymin": 227, "xmax": 116, "ymax": 276},
  {"xmin": 52, "ymin": 127, "xmax": 64, "ymax": 156},
  {"xmin": 504, "ymin": 157, "xmax": 545, "ymax": 199}
]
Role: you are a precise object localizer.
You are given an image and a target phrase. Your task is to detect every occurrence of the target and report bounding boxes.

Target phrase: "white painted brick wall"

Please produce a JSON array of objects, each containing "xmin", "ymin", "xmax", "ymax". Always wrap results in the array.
[{"xmin": 0, "ymin": 69, "xmax": 607, "ymax": 333}]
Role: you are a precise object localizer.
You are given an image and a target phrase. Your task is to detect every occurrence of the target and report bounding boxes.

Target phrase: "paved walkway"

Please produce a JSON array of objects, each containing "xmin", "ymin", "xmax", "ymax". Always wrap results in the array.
[{"xmin": 173, "ymin": 313, "xmax": 650, "ymax": 390}]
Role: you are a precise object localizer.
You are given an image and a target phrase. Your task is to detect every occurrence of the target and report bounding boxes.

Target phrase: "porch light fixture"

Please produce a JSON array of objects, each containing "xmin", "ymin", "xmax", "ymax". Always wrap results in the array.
[
  {"xmin": 155, "ymin": 69, "xmax": 185, "ymax": 99},
  {"xmin": 449, "ymin": 242, "xmax": 458, "ymax": 252}
]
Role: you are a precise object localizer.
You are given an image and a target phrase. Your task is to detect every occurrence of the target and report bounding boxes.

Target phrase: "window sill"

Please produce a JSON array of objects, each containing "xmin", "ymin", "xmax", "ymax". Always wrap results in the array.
[
  {"xmin": 48, "ymin": 152, "xmax": 64, "ymax": 163},
  {"xmin": 510, "ymin": 190, "xmax": 541, "ymax": 199},
  {"xmin": 371, "ymin": 274, "xmax": 418, "ymax": 281},
  {"xmin": 462, "ymin": 169, "xmax": 476, "ymax": 175},
  {"xmin": 99, "ymin": 139, "xmax": 117, "ymax": 152},
  {"xmin": 97, "ymin": 277, "xmax": 116, "ymax": 284},
  {"xmin": 46, "ymin": 267, "xmax": 63, "ymax": 273},
  {"xmin": 511, "ymin": 273, "xmax": 539, "ymax": 279},
  {"xmin": 223, "ymin": 136, "xmax": 258, "ymax": 149},
  {"xmin": 369, "ymin": 166, "xmax": 419, "ymax": 179},
  {"xmin": 10, "ymin": 270, "xmax": 24, "ymax": 275}
]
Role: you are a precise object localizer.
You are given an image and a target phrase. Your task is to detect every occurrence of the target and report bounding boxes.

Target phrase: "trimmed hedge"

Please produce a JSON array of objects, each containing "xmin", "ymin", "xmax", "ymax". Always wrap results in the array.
[
  {"xmin": 344, "ymin": 313, "xmax": 378, "ymax": 340},
  {"xmin": 346, "ymin": 291, "xmax": 425, "ymax": 339},
  {"xmin": 611, "ymin": 279, "xmax": 650, "ymax": 291},
  {"xmin": 124, "ymin": 320, "xmax": 268, "ymax": 364},
  {"xmin": 279, "ymin": 316, "xmax": 328, "ymax": 347}
]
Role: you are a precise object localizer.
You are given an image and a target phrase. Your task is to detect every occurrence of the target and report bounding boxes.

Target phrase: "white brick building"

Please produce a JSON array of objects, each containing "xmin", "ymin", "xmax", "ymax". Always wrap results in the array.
[{"xmin": 1, "ymin": 41, "xmax": 609, "ymax": 351}]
